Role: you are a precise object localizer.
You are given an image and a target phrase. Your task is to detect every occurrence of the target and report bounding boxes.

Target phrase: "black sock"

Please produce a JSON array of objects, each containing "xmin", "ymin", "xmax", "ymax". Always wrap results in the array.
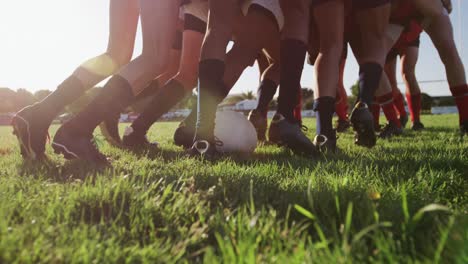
[
  {"xmin": 256, "ymin": 79, "xmax": 277, "ymax": 116},
  {"xmin": 358, "ymin": 62, "xmax": 383, "ymax": 106},
  {"xmin": 195, "ymin": 59, "xmax": 228, "ymax": 141},
  {"xmin": 63, "ymin": 75, "xmax": 134, "ymax": 136},
  {"xmin": 278, "ymin": 39, "xmax": 306, "ymax": 122},
  {"xmin": 134, "ymin": 79, "xmax": 160, "ymax": 102},
  {"xmin": 37, "ymin": 75, "xmax": 85, "ymax": 122},
  {"xmin": 314, "ymin": 96, "xmax": 336, "ymax": 139},
  {"xmin": 130, "ymin": 79, "xmax": 187, "ymax": 136}
]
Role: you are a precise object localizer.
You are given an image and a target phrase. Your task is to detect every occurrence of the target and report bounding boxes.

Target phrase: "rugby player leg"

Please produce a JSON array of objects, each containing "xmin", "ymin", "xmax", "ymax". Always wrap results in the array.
[
  {"xmin": 312, "ymin": 0, "xmax": 345, "ymax": 151},
  {"xmin": 269, "ymin": 0, "xmax": 318, "ymax": 156},
  {"xmin": 335, "ymin": 57, "xmax": 351, "ymax": 132},
  {"xmin": 401, "ymin": 45, "xmax": 424, "ymax": 130},
  {"xmin": 126, "ymin": 15, "xmax": 206, "ymax": 149},
  {"xmin": 52, "ymin": 0, "xmax": 180, "ymax": 163},
  {"xmin": 12, "ymin": 0, "xmax": 139, "ymax": 160},
  {"xmin": 415, "ymin": 0, "xmax": 468, "ymax": 132},
  {"xmin": 384, "ymin": 51, "xmax": 408, "ymax": 126},
  {"xmin": 350, "ymin": 0, "xmax": 391, "ymax": 147}
]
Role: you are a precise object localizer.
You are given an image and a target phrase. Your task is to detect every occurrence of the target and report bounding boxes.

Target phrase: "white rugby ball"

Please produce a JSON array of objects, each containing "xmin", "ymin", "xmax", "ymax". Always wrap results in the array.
[{"xmin": 214, "ymin": 110, "xmax": 258, "ymax": 153}]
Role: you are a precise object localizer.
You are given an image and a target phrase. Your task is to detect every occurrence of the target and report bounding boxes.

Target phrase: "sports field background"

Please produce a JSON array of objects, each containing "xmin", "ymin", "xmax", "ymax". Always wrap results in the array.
[{"xmin": 0, "ymin": 115, "xmax": 466, "ymax": 263}]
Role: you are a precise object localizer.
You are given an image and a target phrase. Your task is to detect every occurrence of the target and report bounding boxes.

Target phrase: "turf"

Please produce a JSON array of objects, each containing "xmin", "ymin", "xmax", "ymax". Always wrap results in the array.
[{"xmin": 0, "ymin": 114, "xmax": 466, "ymax": 263}]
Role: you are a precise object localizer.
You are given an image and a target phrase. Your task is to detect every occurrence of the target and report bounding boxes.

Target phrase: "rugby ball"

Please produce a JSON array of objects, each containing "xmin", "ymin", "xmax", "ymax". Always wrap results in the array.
[{"xmin": 214, "ymin": 110, "xmax": 258, "ymax": 153}]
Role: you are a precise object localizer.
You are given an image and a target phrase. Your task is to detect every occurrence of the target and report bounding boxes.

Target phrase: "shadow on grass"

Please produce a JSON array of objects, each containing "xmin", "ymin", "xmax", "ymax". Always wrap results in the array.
[{"xmin": 17, "ymin": 158, "xmax": 110, "ymax": 183}]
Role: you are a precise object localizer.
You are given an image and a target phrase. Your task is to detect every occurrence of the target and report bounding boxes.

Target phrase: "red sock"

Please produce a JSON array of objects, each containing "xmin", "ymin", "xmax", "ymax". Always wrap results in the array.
[
  {"xmin": 392, "ymin": 90, "xmax": 407, "ymax": 118},
  {"xmin": 406, "ymin": 93, "xmax": 421, "ymax": 122},
  {"xmin": 371, "ymin": 99, "xmax": 381, "ymax": 128},
  {"xmin": 293, "ymin": 91, "xmax": 303, "ymax": 122},
  {"xmin": 377, "ymin": 92, "xmax": 401, "ymax": 127},
  {"xmin": 450, "ymin": 84, "xmax": 468, "ymax": 124},
  {"xmin": 335, "ymin": 97, "xmax": 348, "ymax": 121}
]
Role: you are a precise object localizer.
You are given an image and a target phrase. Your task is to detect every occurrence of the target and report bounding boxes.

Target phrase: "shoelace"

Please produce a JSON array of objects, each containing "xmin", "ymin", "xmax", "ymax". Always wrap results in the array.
[{"xmin": 214, "ymin": 136, "xmax": 224, "ymax": 147}]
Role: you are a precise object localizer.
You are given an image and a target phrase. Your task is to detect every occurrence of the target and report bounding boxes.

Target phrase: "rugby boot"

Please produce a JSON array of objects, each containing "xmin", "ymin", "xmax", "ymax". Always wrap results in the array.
[
  {"xmin": 335, "ymin": 119, "xmax": 351, "ymax": 133},
  {"xmin": 350, "ymin": 102, "xmax": 377, "ymax": 148},
  {"xmin": 399, "ymin": 114, "xmax": 409, "ymax": 128},
  {"xmin": 174, "ymin": 105, "xmax": 197, "ymax": 149},
  {"xmin": 122, "ymin": 126, "xmax": 159, "ymax": 149},
  {"xmin": 99, "ymin": 111, "xmax": 121, "ymax": 146},
  {"xmin": 313, "ymin": 131, "xmax": 338, "ymax": 154},
  {"xmin": 52, "ymin": 126, "xmax": 109, "ymax": 164},
  {"xmin": 268, "ymin": 113, "xmax": 319, "ymax": 157},
  {"xmin": 411, "ymin": 121, "xmax": 425, "ymax": 131},
  {"xmin": 248, "ymin": 110, "xmax": 268, "ymax": 141},
  {"xmin": 187, "ymin": 138, "xmax": 223, "ymax": 159},
  {"xmin": 11, "ymin": 104, "xmax": 50, "ymax": 160},
  {"xmin": 461, "ymin": 121, "xmax": 467, "ymax": 137},
  {"xmin": 379, "ymin": 121, "xmax": 403, "ymax": 139}
]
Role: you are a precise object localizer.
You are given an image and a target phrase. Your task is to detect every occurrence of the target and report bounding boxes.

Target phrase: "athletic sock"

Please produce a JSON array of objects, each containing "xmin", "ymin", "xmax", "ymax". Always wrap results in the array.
[
  {"xmin": 376, "ymin": 92, "xmax": 401, "ymax": 127},
  {"xmin": 358, "ymin": 62, "xmax": 383, "ymax": 106},
  {"xmin": 450, "ymin": 84, "xmax": 468, "ymax": 124},
  {"xmin": 278, "ymin": 38, "xmax": 307, "ymax": 122},
  {"xmin": 256, "ymin": 78, "xmax": 277, "ymax": 117},
  {"xmin": 293, "ymin": 91, "xmax": 303, "ymax": 123},
  {"xmin": 130, "ymin": 79, "xmax": 187, "ymax": 137},
  {"xmin": 392, "ymin": 89, "xmax": 407, "ymax": 117},
  {"xmin": 63, "ymin": 75, "xmax": 134, "ymax": 136},
  {"xmin": 335, "ymin": 96, "xmax": 349, "ymax": 121},
  {"xmin": 406, "ymin": 93, "xmax": 421, "ymax": 122},
  {"xmin": 314, "ymin": 96, "xmax": 336, "ymax": 139},
  {"xmin": 134, "ymin": 79, "xmax": 160, "ymax": 102},
  {"xmin": 371, "ymin": 102, "xmax": 381, "ymax": 128},
  {"xmin": 36, "ymin": 75, "xmax": 85, "ymax": 122},
  {"xmin": 195, "ymin": 59, "xmax": 228, "ymax": 141}
]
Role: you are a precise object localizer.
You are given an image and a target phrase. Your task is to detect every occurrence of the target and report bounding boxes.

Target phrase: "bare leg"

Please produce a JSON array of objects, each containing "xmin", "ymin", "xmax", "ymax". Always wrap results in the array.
[{"xmin": 74, "ymin": 0, "xmax": 140, "ymax": 89}]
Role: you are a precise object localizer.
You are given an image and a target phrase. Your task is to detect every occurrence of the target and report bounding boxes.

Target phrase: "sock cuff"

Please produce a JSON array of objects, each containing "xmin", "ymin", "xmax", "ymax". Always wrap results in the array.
[
  {"xmin": 313, "ymin": 96, "xmax": 336, "ymax": 112},
  {"xmin": 199, "ymin": 59, "xmax": 225, "ymax": 80},
  {"xmin": 376, "ymin": 92, "xmax": 394, "ymax": 105},
  {"xmin": 359, "ymin": 62, "xmax": 383, "ymax": 75},
  {"xmin": 450, "ymin": 84, "xmax": 468, "ymax": 97}
]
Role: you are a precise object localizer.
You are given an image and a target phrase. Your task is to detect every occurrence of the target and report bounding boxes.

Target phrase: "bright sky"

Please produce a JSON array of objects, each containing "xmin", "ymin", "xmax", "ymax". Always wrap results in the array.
[{"xmin": 0, "ymin": 0, "xmax": 466, "ymax": 96}]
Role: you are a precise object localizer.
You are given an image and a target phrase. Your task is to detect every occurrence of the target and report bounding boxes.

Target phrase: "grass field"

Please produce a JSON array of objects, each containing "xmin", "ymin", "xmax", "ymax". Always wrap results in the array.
[{"xmin": 0, "ymin": 114, "xmax": 466, "ymax": 263}]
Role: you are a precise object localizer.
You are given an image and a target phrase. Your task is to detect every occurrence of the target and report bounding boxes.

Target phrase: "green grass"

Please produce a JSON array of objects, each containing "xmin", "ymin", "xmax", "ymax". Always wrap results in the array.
[{"xmin": 0, "ymin": 114, "xmax": 466, "ymax": 263}]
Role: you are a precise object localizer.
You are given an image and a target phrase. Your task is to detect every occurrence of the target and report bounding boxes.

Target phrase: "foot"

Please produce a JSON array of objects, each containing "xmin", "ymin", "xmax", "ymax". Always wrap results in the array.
[
  {"xmin": 248, "ymin": 110, "xmax": 267, "ymax": 141},
  {"xmin": 335, "ymin": 119, "xmax": 351, "ymax": 133},
  {"xmin": 411, "ymin": 121, "xmax": 425, "ymax": 131},
  {"xmin": 187, "ymin": 139, "xmax": 221, "ymax": 159},
  {"xmin": 174, "ymin": 121, "xmax": 196, "ymax": 149},
  {"xmin": 11, "ymin": 104, "xmax": 50, "ymax": 160},
  {"xmin": 313, "ymin": 133, "xmax": 338, "ymax": 154},
  {"xmin": 122, "ymin": 126, "xmax": 159, "ymax": 149},
  {"xmin": 52, "ymin": 126, "xmax": 109, "ymax": 164},
  {"xmin": 268, "ymin": 113, "xmax": 319, "ymax": 157},
  {"xmin": 99, "ymin": 112, "xmax": 121, "ymax": 146},
  {"xmin": 379, "ymin": 121, "xmax": 403, "ymax": 139},
  {"xmin": 400, "ymin": 114, "xmax": 409, "ymax": 128},
  {"xmin": 350, "ymin": 102, "xmax": 377, "ymax": 148}
]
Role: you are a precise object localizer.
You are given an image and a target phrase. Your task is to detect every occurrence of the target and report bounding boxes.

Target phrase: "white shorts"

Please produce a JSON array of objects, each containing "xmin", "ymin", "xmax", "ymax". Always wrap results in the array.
[
  {"xmin": 241, "ymin": 0, "xmax": 284, "ymax": 30},
  {"xmin": 182, "ymin": 0, "xmax": 209, "ymax": 23}
]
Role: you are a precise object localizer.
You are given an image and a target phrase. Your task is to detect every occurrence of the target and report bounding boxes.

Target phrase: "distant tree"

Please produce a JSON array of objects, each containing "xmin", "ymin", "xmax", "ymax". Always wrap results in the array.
[
  {"xmin": 15, "ymin": 89, "xmax": 37, "ymax": 110},
  {"xmin": 350, "ymin": 81, "xmax": 359, "ymax": 97},
  {"xmin": 302, "ymin": 87, "xmax": 314, "ymax": 110},
  {"xmin": 0, "ymin": 88, "xmax": 17, "ymax": 113},
  {"xmin": 34, "ymin": 90, "xmax": 52, "ymax": 101}
]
